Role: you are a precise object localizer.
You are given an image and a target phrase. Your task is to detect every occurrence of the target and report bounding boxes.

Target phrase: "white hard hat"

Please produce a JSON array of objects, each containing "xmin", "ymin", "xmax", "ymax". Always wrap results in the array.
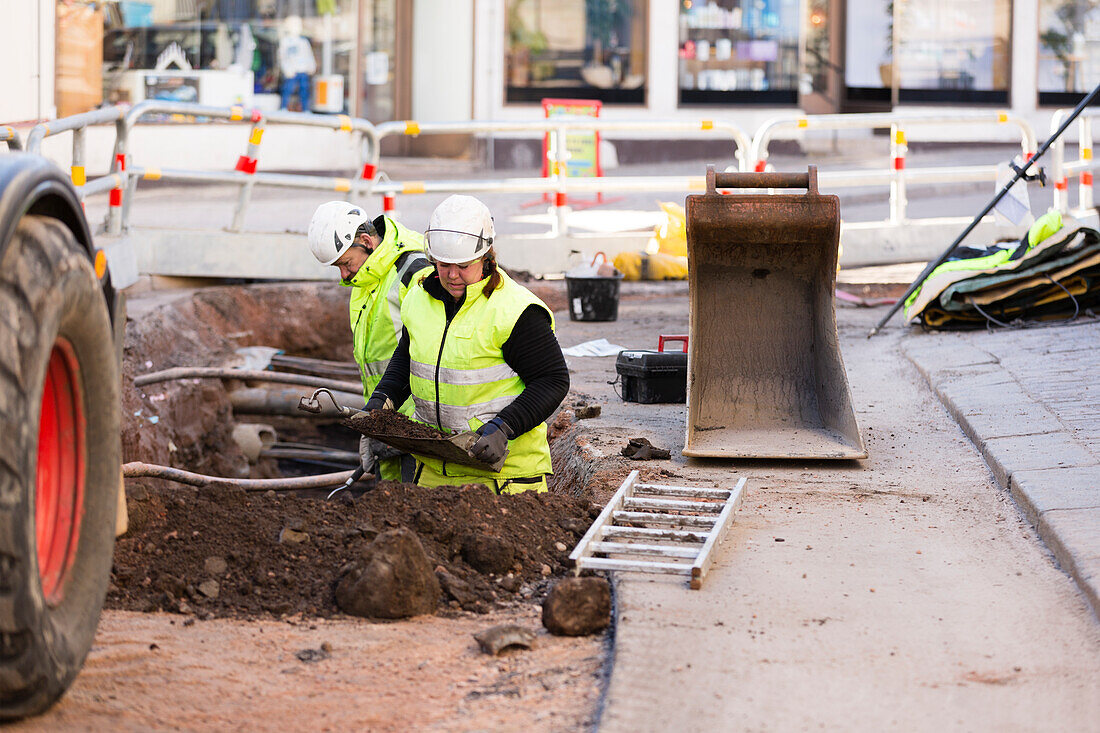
[
  {"xmin": 307, "ymin": 201, "xmax": 369, "ymax": 265},
  {"xmin": 425, "ymin": 195, "xmax": 495, "ymax": 264}
]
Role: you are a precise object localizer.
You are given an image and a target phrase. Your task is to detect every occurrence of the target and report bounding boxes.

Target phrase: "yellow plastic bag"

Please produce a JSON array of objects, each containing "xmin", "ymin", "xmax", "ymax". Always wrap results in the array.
[
  {"xmin": 654, "ymin": 201, "xmax": 687, "ymax": 257},
  {"xmin": 613, "ymin": 251, "xmax": 688, "ymax": 281}
]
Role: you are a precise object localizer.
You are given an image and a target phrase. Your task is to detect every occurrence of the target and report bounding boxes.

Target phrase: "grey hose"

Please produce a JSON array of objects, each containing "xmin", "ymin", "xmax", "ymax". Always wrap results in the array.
[
  {"xmin": 122, "ymin": 461, "xmax": 354, "ymax": 492},
  {"xmin": 133, "ymin": 367, "xmax": 363, "ymax": 395}
]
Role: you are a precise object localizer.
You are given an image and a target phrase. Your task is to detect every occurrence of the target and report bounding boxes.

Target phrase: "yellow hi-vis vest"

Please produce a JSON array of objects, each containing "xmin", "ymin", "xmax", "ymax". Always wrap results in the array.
[
  {"xmin": 401, "ymin": 270, "xmax": 555, "ymax": 480},
  {"xmin": 345, "ymin": 216, "xmax": 431, "ymax": 409}
]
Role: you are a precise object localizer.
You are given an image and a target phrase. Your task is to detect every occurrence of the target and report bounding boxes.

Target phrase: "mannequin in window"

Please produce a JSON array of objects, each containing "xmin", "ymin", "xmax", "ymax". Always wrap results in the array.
[{"xmin": 278, "ymin": 15, "xmax": 315, "ymax": 111}]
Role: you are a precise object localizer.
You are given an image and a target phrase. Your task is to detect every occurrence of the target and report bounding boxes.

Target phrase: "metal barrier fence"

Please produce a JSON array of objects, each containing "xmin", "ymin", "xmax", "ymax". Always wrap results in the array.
[
  {"xmin": 752, "ymin": 111, "xmax": 1038, "ymax": 224},
  {"xmin": 19, "ymin": 102, "xmax": 1047, "ymax": 271},
  {"xmin": 1049, "ymin": 107, "xmax": 1100, "ymax": 217},
  {"xmin": 1, "ymin": 126, "xmax": 22, "ymax": 151},
  {"xmin": 26, "ymin": 102, "xmax": 753, "ymax": 238}
]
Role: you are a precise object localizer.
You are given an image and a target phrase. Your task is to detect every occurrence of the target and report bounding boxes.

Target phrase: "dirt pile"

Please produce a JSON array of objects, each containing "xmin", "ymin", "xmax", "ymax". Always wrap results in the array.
[
  {"xmin": 108, "ymin": 480, "xmax": 598, "ymax": 620},
  {"xmin": 346, "ymin": 408, "xmax": 451, "ymax": 440},
  {"xmin": 121, "ymin": 283, "xmax": 352, "ymax": 476}
]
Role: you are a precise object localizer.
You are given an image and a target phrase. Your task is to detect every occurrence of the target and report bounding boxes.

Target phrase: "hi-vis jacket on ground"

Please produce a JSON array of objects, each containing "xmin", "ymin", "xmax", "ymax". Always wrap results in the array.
[
  {"xmin": 345, "ymin": 216, "xmax": 432, "ymax": 409},
  {"xmin": 402, "ymin": 270, "xmax": 555, "ymax": 488}
]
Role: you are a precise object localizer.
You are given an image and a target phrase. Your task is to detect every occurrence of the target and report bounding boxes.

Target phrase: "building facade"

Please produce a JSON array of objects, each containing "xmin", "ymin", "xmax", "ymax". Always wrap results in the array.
[{"xmin": 2, "ymin": 1, "xmax": 1098, "ymax": 142}]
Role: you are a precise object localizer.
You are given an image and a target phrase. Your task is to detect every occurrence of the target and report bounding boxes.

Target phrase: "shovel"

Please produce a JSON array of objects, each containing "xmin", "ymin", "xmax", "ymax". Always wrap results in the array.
[{"xmin": 298, "ymin": 389, "xmax": 508, "ymax": 472}]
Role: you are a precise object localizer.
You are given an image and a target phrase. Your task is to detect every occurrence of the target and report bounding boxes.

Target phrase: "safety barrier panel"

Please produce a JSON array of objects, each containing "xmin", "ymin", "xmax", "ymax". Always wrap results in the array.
[
  {"xmin": 25, "ymin": 103, "xmax": 751, "ymax": 238},
  {"xmin": 1049, "ymin": 107, "xmax": 1100, "ymax": 217},
  {"xmin": 26, "ymin": 101, "xmax": 382, "ymax": 235},
  {"xmin": 20, "ymin": 102, "xmax": 1047, "ymax": 273},
  {"xmin": 367, "ymin": 118, "xmax": 752, "ymax": 234},
  {"xmin": 751, "ymin": 111, "xmax": 1038, "ymax": 225}
]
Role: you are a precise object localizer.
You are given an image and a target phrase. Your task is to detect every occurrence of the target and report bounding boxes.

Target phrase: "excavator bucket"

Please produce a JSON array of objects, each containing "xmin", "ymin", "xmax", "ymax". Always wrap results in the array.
[{"xmin": 683, "ymin": 166, "xmax": 866, "ymax": 460}]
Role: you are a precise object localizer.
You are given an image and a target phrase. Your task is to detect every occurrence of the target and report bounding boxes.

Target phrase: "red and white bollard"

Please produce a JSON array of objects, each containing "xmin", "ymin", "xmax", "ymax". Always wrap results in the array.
[{"xmin": 107, "ymin": 153, "xmax": 125, "ymax": 234}]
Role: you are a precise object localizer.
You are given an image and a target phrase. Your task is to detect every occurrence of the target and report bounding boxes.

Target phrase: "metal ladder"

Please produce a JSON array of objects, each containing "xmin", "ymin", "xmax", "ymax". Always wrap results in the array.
[{"xmin": 569, "ymin": 470, "xmax": 746, "ymax": 589}]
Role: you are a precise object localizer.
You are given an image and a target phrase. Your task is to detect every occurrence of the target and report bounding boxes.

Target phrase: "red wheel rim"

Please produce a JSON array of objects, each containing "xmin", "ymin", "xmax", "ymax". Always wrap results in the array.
[{"xmin": 36, "ymin": 338, "xmax": 85, "ymax": 605}]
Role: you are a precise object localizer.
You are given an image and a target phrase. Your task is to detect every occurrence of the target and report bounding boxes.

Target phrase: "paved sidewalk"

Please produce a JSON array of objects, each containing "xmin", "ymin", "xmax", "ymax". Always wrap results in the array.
[{"xmin": 902, "ymin": 320, "xmax": 1100, "ymax": 618}]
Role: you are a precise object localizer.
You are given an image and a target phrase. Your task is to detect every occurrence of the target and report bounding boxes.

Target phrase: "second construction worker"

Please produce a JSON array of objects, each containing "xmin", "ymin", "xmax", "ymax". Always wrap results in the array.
[
  {"xmin": 307, "ymin": 201, "xmax": 432, "ymax": 482},
  {"xmin": 366, "ymin": 194, "xmax": 569, "ymax": 494}
]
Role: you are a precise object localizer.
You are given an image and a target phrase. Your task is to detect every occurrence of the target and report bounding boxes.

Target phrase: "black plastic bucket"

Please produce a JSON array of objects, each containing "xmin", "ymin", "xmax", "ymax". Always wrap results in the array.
[{"xmin": 566, "ymin": 275, "xmax": 622, "ymax": 321}]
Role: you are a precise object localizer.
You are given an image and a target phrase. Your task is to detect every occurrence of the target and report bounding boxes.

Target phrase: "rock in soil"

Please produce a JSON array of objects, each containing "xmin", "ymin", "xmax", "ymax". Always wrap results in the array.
[
  {"xmin": 461, "ymin": 534, "xmax": 516, "ymax": 575},
  {"xmin": 621, "ymin": 437, "xmax": 672, "ymax": 460},
  {"xmin": 109, "ymin": 481, "xmax": 593, "ymax": 619},
  {"xmin": 335, "ymin": 528, "xmax": 441, "ymax": 619},
  {"xmin": 542, "ymin": 577, "xmax": 612, "ymax": 636},
  {"xmin": 436, "ymin": 567, "xmax": 482, "ymax": 608},
  {"xmin": 473, "ymin": 624, "xmax": 537, "ymax": 655}
]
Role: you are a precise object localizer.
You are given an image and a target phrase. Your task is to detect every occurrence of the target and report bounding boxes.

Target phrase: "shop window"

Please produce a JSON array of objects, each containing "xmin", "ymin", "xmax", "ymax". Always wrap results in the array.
[
  {"xmin": 1039, "ymin": 0, "xmax": 1100, "ymax": 106},
  {"xmin": 678, "ymin": 0, "xmax": 801, "ymax": 106},
  {"xmin": 101, "ymin": 0, "xmax": 356, "ymax": 115},
  {"xmin": 505, "ymin": 0, "xmax": 648, "ymax": 105},
  {"xmin": 845, "ymin": 0, "xmax": 1010, "ymax": 105}
]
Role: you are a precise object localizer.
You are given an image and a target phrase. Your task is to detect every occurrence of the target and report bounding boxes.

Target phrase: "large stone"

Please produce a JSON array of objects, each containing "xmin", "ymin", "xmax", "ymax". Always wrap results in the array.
[
  {"xmin": 461, "ymin": 534, "xmax": 515, "ymax": 576},
  {"xmin": 542, "ymin": 576, "xmax": 611, "ymax": 636},
  {"xmin": 335, "ymin": 527, "xmax": 440, "ymax": 619}
]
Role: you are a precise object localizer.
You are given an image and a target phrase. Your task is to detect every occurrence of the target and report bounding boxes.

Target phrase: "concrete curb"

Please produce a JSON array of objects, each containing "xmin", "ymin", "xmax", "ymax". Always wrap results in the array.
[{"xmin": 902, "ymin": 335, "xmax": 1100, "ymax": 620}]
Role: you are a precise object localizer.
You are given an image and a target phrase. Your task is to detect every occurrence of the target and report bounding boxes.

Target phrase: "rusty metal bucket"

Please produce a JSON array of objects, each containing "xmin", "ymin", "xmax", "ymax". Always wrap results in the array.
[{"xmin": 683, "ymin": 166, "xmax": 866, "ymax": 460}]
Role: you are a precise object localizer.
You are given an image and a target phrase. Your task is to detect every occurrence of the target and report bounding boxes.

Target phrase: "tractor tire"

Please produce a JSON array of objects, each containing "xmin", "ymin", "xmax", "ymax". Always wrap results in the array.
[{"xmin": 0, "ymin": 215, "xmax": 120, "ymax": 719}]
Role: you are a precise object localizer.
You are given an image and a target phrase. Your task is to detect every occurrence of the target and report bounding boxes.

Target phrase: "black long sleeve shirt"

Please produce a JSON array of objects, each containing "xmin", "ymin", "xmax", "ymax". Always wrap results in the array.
[{"xmin": 372, "ymin": 273, "xmax": 569, "ymax": 437}]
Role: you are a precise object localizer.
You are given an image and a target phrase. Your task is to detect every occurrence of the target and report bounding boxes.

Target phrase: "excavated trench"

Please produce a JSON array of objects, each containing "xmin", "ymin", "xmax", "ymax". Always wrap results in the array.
[{"xmin": 111, "ymin": 281, "xmax": 605, "ymax": 621}]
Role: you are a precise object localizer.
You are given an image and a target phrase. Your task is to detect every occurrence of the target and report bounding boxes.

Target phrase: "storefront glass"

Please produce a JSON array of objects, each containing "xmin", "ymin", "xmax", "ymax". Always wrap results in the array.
[
  {"xmin": 845, "ymin": 0, "xmax": 1011, "ymax": 105},
  {"xmin": 358, "ymin": 0, "xmax": 397, "ymax": 121},
  {"xmin": 504, "ymin": 0, "xmax": 648, "ymax": 105},
  {"xmin": 101, "ymin": 0, "xmax": 358, "ymax": 115},
  {"xmin": 1038, "ymin": 0, "xmax": 1100, "ymax": 105},
  {"xmin": 677, "ymin": 0, "xmax": 800, "ymax": 105}
]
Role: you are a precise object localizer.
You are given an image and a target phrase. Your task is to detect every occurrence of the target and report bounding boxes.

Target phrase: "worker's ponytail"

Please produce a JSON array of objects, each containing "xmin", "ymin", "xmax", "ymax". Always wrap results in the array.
[{"xmin": 481, "ymin": 248, "xmax": 502, "ymax": 298}]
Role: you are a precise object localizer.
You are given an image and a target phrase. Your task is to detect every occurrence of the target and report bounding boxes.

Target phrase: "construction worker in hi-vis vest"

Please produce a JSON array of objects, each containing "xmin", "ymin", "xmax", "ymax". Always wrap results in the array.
[
  {"xmin": 307, "ymin": 201, "xmax": 432, "ymax": 482},
  {"xmin": 365, "ymin": 194, "xmax": 570, "ymax": 494}
]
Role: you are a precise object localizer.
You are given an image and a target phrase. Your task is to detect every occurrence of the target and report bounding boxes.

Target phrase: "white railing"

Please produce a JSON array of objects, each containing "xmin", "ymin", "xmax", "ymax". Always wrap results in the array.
[
  {"xmin": 24, "ymin": 104, "xmax": 753, "ymax": 237},
  {"xmin": 20, "ymin": 102, "xmax": 1050, "ymax": 270},
  {"xmin": 751, "ymin": 111, "xmax": 1038, "ymax": 225},
  {"xmin": 1, "ymin": 125, "xmax": 22, "ymax": 151},
  {"xmin": 1049, "ymin": 107, "xmax": 1100, "ymax": 216}
]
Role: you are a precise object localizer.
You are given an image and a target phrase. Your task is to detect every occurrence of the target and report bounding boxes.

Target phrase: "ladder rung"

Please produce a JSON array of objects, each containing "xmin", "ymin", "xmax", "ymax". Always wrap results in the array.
[
  {"xmin": 590, "ymin": 541, "xmax": 700, "ymax": 559},
  {"xmin": 603, "ymin": 526, "xmax": 708, "ymax": 542},
  {"xmin": 623, "ymin": 497, "xmax": 723, "ymax": 513},
  {"xmin": 634, "ymin": 483, "xmax": 732, "ymax": 498},
  {"xmin": 576, "ymin": 556, "xmax": 693, "ymax": 576},
  {"xmin": 613, "ymin": 511, "xmax": 717, "ymax": 527}
]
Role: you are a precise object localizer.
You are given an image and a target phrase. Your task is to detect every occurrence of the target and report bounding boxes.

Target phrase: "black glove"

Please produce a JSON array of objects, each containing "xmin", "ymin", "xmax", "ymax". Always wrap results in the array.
[
  {"xmin": 471, "ymin": 416, "xmax": 512, "ymax": 466},
  {"xmin": 358, "ymin": 434, "xmax": 377, "ymax": 473},
  {"xmin": 365, "ymin": 394, "xmax": 395, "ymax": 412}
]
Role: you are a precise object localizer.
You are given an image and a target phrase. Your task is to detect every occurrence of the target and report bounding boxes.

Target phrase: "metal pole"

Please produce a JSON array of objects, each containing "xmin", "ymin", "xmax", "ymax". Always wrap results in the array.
[
  {"xmin": 890, "ymin": 0, "xmax": 901, "ymax": 110},
  {"xmin": 868, "ymin": 80, "xmax": 1100, "ymax": 337}
]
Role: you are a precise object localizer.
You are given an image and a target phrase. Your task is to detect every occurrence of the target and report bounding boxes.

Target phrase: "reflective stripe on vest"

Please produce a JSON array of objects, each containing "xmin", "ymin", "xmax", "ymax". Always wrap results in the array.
[
  {"xmin": 409, "ymin": 359, "xmax": 519, "ymax": 386},
  {"xmin": 401, "ymin": 270, "xmax": 554, "ymax": 479}
]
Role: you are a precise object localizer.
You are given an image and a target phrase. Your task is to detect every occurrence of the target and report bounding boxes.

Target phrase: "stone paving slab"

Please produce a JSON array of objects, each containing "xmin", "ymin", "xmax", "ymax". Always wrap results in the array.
[
  {"xmin": 902, "ymin": 324, "xmax": 1100, "ymax": 620},
  {"xmin": 1038, "ymin": 509, "xmax": 1100, "ymax": 613},
  {"xmin": 1010, "ymin": 467, "xmax": 1100, "ymax": 526}
]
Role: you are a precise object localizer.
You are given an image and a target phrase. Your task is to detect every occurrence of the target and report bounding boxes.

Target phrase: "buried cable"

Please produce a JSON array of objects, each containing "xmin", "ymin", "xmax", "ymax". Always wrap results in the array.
[
  {"xmin": 134, "ymin": 366, "xmax": 362, "ymax": 394},
  {"xmin": 122, "ymin": 461, "xmax": 356, "ymax": 492}
]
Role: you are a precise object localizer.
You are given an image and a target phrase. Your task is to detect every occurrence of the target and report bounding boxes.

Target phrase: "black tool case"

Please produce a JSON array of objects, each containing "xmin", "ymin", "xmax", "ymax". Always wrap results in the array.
[{"xmin": 615, "ymin": 350, "xmax": 688, "ymax": 403}]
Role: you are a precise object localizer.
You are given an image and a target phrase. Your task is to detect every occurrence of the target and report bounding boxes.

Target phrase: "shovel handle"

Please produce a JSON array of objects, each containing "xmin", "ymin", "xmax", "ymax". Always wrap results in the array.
[{"xmin": 707, "ymin": 165, "xmax": 818, "ymax": 195}]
